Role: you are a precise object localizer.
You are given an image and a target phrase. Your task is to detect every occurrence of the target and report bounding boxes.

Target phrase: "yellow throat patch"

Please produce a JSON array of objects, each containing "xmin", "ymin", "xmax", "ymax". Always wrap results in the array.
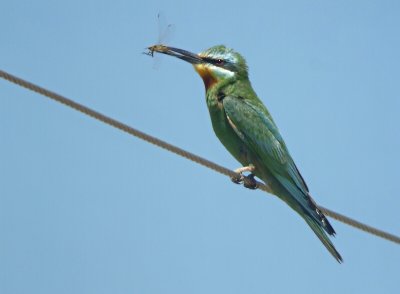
[{"xmin": 194, "ymin": 64, "xmax": 218, "ymax": 90}]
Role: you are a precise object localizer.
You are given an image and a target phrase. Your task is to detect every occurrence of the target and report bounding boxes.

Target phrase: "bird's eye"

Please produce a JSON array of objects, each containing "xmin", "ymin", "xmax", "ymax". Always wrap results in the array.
[{"xmin": 215, "ymin": 59, "xmax": 224, "ymax": 65}]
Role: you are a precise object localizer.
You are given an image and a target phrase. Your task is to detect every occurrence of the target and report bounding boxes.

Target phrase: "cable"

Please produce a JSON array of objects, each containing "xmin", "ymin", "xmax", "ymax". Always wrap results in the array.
[{"xmin": 1, "ymin": 69, "xmax": 399, "ymax": 245}]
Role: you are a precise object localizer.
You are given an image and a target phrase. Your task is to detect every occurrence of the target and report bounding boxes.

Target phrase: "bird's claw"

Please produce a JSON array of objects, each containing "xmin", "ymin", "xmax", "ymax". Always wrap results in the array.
[
  {"xmin": 231, "ymin": 173, "xmax": 244, "ymax": 184},
  {"xmin": 243, "ymin": 173, "xmax": 258, "ymax": 190},
  {"xmin": 231, "ymin": 173, "xmax": 258, "ymax": 190}
]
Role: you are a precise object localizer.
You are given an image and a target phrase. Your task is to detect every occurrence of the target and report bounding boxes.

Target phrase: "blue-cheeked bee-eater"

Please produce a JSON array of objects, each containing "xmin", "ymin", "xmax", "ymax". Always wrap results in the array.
[{"xmin": 146, "ymin": 44, "xmax": 342, "ymax": 263}]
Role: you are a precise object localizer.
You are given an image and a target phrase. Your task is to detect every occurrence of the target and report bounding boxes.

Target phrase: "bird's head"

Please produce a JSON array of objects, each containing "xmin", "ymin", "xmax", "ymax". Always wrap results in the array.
[{"xmin": 147, "ymin": 45, "xmax": 249, "ymax": 89}]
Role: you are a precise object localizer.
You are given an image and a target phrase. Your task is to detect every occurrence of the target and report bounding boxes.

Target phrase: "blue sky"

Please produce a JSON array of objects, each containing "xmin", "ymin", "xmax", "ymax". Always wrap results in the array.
[{"xmin": 1, "ymin": 1, "xmax": 399, "ymax": 293}]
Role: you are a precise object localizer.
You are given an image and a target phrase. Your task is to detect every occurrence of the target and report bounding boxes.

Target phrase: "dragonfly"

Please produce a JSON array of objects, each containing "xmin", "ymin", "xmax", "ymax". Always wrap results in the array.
[{"xmin": 145, "ymin": 13, "xmax": 174, "ymax": 58}]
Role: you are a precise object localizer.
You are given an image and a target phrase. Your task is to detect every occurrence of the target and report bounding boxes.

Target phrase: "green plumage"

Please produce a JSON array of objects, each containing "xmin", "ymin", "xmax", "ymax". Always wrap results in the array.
[
  {"xmin": 203, "ymin": 46, "xmax": 342, "ymax": 262},
  {"xmin": 149, "ymin": 44, "xmax": 342, "ymax": 262}
]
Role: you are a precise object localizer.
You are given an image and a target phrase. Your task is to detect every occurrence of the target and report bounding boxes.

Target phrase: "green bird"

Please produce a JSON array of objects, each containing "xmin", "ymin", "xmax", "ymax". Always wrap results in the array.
[{"xmin": 147, "ymin": 44, "xmax": 342, "ymax": 262}]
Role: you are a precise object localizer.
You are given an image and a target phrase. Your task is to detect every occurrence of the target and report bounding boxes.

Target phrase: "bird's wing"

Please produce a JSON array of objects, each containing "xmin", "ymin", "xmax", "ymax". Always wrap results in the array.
[
  {"xmin": 223, "ymin": 95, "xmax": 342, "ymax": 262},
  {"xmin": 223, "ymin": 96, "xmax": 325, "ymax": 226}
]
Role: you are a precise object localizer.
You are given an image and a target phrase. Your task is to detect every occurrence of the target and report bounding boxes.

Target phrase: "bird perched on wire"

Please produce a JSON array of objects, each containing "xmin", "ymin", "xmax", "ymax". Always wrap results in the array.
[{"xmin": 146, "ymin": 44, "xmax": 342, "ymax": 263}]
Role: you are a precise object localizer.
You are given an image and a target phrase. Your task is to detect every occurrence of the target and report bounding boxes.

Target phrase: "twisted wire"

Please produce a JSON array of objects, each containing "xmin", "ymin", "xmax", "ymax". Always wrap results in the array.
[{"xmin": 1, "ymin": 69, "xmax": 399, "ymax": 245}]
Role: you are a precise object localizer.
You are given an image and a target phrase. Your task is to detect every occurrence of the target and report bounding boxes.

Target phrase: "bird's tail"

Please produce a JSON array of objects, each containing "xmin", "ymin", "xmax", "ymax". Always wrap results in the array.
[{"xmin": 303, "ymin": 214, "xmax": 343, "ymax": 263}]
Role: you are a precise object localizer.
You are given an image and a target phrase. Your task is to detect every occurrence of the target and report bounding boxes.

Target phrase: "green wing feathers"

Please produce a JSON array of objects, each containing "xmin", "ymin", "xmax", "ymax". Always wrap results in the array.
[{"xmin": 223, "ymin": 95, "xmax": 342, "ymax": 262}]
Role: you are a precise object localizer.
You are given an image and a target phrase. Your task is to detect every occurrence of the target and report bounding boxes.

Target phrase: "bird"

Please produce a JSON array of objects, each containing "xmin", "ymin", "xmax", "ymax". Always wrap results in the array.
[{"xmin": 146, "ymin": 44, "xmax": 342, "ymax": 262}]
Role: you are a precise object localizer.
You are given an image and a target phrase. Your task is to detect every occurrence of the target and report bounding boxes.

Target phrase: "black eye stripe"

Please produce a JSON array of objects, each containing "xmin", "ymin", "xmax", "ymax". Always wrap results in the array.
[
  {"xmin": 202, "ymin": 57, "xmax": 225, "ymax": 66},
  {"xmin": 201, "ymin": 57, "xmax": 213, "ymax": 63}
]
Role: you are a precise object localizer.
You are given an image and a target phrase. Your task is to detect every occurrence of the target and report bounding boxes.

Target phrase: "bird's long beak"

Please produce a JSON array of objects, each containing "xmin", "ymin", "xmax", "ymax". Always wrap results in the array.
[
  {"xmin": 146, "ymin": 45, "xmax": 204, "ymax": 64},
  {"xmin": 145, "ymin": 44, "xmax": 218, "ymax": 89}
]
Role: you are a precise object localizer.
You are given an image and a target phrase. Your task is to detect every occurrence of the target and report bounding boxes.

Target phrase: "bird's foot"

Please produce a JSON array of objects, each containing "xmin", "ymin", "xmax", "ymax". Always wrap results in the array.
[
  {"xmin": 231, "ymin": 173, "xmax": 244, "ymax": 185},
  {"xmin": 230, "ymin": 165, "xmax": 258, "ymax": 190},
  {"xmin": 243, "ymin": 173, "xmax": 258, "ymax": 190}
]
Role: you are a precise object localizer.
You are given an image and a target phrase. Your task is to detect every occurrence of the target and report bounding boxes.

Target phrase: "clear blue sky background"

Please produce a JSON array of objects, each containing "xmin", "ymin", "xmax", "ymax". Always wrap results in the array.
[{"xmin": 1, "ymin": 1, "xmax": 399, "ymax": 293}]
